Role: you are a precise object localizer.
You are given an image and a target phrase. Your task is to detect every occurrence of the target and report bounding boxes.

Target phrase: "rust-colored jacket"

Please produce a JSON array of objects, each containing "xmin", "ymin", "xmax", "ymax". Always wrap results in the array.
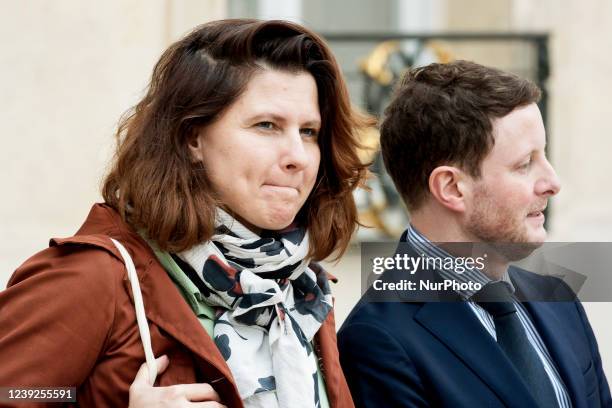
[{"xmin": 0, "ymin": 204, "xmax": 354, "ymax": 408}]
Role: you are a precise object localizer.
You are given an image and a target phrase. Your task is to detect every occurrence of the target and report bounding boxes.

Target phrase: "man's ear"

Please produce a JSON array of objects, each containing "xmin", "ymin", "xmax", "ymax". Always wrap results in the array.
[
  {"xmin": 187, "ymin": 131, "xmax": 204, "ymax": 163},
  {"xmin": 428, "ymin": 166, "xmax": 467, "ymax": 213}
]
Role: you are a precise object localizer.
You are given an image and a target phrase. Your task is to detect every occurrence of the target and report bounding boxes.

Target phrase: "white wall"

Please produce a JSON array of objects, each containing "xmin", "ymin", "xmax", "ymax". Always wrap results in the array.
[{"xmin": 1, "ymin": 1, "xmax": 225, "ymax": 282}]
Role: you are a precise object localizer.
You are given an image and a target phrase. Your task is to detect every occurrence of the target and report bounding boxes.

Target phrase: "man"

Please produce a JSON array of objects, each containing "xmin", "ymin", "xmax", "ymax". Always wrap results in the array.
[{"xmin": 338, "ymin": 60, "xmax": 610, "ymax": 407}]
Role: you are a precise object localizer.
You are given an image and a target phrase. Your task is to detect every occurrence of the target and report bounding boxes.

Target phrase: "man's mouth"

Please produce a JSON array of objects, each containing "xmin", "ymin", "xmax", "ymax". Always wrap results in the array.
[
  {"xmin": 527, "ymin": 204, "xmax": 547, "ymax": 218},
  {"xmin": 527, "ymin": 211, "xmax": 544, "ymax": 217}
]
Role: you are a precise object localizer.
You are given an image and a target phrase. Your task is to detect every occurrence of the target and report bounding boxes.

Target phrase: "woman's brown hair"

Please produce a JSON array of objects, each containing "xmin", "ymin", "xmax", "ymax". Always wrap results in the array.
[{"xmin": 102, "ymin": 19, "xmax": 371, "ymax": 261}]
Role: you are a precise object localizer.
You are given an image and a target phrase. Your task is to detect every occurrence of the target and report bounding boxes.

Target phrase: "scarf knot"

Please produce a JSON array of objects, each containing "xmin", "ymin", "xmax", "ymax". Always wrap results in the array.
[{"xmin": 178, "ymin": 209, "xmax": 332, "ymax": 408}]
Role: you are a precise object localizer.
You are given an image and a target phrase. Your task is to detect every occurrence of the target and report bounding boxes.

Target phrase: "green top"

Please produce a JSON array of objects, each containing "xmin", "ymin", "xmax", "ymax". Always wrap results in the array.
[
  {"xmin": 154, "ymin": 249, "xmax": 216, "ymax": 335},
  {"xmin": 152, "ymin": 248, "xmax": 330, "ymax": 408}
]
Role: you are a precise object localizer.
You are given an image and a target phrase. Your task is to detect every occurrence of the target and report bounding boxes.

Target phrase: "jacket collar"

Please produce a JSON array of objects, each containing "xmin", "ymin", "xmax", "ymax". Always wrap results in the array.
[
  {"xmin": 414, "ymin": 302, "xmax": 539, "ymax": 407},
  {"xmin": 397, "ymin": 234, "xmax": 586, "ymax": 408},
  {"xmin": 394, "ymin": 237, "xmax": 539, "ymax": 407},
  {"xmin": 315, "ymin": 302, "xmax": 345, "ymax": 408},
  {"xmin": 51, "ymin": 204, "xmax": 241, "ymax": 401},
  {"xmin": 52, "ymin": 203, "xmax": 346, "ymax": 408}
]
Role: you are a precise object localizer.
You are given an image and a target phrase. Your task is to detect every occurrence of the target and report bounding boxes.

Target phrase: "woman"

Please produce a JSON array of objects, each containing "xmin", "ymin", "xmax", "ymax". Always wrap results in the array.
[{"xmin": 0, "ymin": 19, "xmax": 370, "ymax": 407}]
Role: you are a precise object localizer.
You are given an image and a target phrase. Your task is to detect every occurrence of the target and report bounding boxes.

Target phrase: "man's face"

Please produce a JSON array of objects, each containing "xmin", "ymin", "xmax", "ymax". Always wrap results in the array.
[{"xmin": 464, "ymin": 103, "xmax": 561, "ymax": 246}]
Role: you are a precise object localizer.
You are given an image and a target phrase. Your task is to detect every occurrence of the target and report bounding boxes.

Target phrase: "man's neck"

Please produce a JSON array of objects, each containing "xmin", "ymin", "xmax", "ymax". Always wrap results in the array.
[
  {"xmin": 410, "ymin": 208, "xmax": 471, "ymax": 242},
  {"xmin": 410, "ymin": 212, "xmax": 510, "ymax": 281}
]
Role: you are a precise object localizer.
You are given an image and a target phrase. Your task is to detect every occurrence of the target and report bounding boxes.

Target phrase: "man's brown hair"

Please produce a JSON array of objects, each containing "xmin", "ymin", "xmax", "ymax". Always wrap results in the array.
[
  {"xmin": 102, "ymin": 19, "xmax": 371, "ymax": 260},
  {"xmin": 380, "ymin": 60, "xmax": 541, "ymax": 211}
]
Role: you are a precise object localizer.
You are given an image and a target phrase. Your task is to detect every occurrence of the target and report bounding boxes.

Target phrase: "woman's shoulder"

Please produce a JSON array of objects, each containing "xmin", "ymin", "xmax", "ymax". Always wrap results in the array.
[
  {"xmin": 7, "ymin": 202, "xmax": 151, "ymax": 290},
  {"xmin": 8, "ymin": 234, "xmax": 123, "ymax": 287},
  {"xmin": 0, "ymin": 231, "xmax": 131, "ymax": 389}
]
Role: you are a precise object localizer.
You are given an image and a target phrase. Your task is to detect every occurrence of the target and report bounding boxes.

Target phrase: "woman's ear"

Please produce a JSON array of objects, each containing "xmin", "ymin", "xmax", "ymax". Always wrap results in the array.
[
  {"xmin": 187, "ymin": 131, "xmax": 204, "ymax": 163},
  {"xmin": 428, "ymin": 166, "xmax": 467, "ymax": 213}
]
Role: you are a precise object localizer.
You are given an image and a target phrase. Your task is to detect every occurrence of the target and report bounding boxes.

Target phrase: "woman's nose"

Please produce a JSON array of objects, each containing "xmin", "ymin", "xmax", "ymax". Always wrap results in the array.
[{"xmin": 280, "ymin": 130, "xmax": 310, "ymax": 171}]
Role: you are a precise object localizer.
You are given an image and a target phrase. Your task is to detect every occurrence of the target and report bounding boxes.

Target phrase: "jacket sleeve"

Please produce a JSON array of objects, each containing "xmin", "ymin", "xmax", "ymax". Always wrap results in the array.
[
  {"xmin": 0, "ymin": 245, "xmax": 117, "ymax": 391},
  {"xmin": 574, "ymin": 301, "xmax": 612, "ymax": 406},
  {"xmin": 338, "ymin": 321, "xmax": 429, "ymax": 408}
]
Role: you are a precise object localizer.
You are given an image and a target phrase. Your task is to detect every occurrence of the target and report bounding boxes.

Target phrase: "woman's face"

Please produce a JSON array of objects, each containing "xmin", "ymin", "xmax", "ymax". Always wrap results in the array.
[{"xmin": 189, "ymin": 69, "xmax": 322, "ymax": 233}]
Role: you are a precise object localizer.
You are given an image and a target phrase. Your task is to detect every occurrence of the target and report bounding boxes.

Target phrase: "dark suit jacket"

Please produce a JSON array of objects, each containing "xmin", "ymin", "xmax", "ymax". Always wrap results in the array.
[{"xmin": 338, "ymin": 238, "xmax": 611, "ymax": 408}]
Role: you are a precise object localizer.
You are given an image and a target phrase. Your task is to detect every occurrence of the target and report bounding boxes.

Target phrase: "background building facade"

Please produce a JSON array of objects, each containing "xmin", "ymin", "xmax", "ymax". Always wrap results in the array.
[{"xmin": 2, "ymin": 0, "xmax": 610, "ymax": 376}]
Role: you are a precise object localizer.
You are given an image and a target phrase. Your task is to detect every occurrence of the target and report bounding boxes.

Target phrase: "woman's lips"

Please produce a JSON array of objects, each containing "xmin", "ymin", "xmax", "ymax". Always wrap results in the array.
[{"xmin": 261, "ymin": 184, "xmax": 299, "ymax": 196}]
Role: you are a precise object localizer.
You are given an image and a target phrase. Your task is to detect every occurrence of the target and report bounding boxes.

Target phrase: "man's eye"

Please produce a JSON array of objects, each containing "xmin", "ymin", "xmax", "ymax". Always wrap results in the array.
[
  {"xmin": 518, "ymin": 159, "xmax": 532, "ymax": 170},
  {"xmin": 256, "ymin": 121, "xmax": 275, "ymax": 130}
]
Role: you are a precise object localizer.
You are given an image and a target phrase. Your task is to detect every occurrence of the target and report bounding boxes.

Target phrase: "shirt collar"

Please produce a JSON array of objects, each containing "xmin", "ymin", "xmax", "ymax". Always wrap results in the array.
[{"xmin": 406, "ymin": 224, "xmax": 515, "ymax": 300}]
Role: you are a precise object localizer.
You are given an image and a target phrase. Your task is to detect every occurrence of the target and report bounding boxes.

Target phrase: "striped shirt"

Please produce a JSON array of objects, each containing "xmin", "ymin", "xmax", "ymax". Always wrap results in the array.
[{"xmin": 407, "ymin": 225, "xmax": 572, "ymax": 408}]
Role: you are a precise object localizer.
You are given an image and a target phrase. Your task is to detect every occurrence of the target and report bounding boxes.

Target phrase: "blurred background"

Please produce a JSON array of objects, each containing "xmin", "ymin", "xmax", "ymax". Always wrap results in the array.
[{"xmin": 2, "ymin": 0, "xmax": 611, "ymax": 377}]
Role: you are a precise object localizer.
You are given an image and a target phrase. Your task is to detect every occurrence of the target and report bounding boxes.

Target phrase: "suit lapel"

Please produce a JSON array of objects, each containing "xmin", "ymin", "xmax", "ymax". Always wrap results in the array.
[
  {"xmin": 511, "ymin": 270, "xmax": 588, "ymax": 408},
  {"xmin": 519, "ymin": 301, "xmax": 588, "ymax": 408},
  {"xmin": 414, "ymin": 302, "xmax": 538, "ymax": 408},
  {"xmin": 399, "ymin": 235, "xmax": 536, "ymax": 407}
]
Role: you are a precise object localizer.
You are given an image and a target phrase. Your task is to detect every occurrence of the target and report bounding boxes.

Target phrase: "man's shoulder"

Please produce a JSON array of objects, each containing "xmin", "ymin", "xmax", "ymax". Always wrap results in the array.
[{"xmin": 509, "ymin": 266, "xmax": 577, "ymax": 302}]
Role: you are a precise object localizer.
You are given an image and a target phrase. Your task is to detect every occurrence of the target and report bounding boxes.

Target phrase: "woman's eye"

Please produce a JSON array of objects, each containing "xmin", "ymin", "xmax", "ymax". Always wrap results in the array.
[
  {"xmin": 256, "ymin": 121, "xmax": 275, "ymax": 130},
  {"xmin": 301, "ymin": 128, "xmax": 319, "ymax": 137}
]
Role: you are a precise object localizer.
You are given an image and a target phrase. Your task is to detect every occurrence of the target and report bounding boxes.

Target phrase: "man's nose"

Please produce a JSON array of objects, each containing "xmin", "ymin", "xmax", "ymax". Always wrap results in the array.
[{"xmin": 537, "ymin": 157, "xmax": 561, "ymax": 197}]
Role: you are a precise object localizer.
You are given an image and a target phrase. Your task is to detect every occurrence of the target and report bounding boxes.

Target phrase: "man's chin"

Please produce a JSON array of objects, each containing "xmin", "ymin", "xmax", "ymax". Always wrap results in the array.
[
  {"xmin": 526, "ymin": 226, "xmax": 548, "ymax": 245},
  {"xmin": 488, "ymin": 240, "xmax": 541, "ymax": 262},
  {"xmin": 484, "ymin": 227, "xmax": 546, "ymax": 261}
]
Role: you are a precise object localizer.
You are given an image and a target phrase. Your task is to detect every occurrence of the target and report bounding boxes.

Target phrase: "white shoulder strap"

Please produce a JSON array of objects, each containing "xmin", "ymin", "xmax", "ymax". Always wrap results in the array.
[{"xmin": 110, "ymin": 238, "xmax": 158, "ymax": 385}]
